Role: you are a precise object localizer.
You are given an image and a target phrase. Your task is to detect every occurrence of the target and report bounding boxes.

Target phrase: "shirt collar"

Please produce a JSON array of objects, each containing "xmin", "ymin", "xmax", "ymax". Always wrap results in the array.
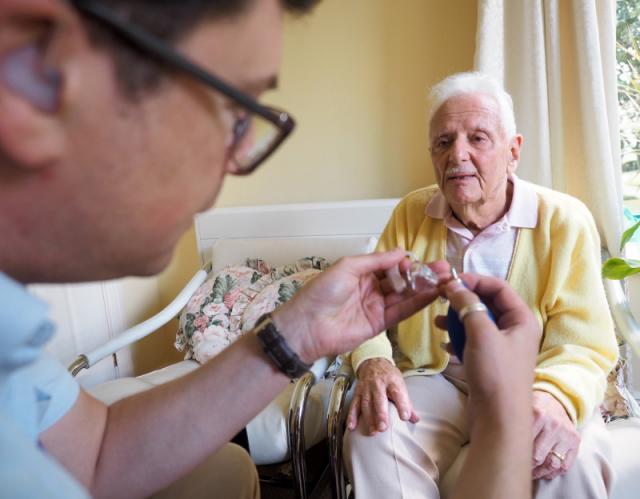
[
  {"xmin": 0, "ymin": 273, "xmax": 54, "ymax": 373},
  {"xmin": 425, "ymin": 174, "xmax": 538, "ymax": 229}
]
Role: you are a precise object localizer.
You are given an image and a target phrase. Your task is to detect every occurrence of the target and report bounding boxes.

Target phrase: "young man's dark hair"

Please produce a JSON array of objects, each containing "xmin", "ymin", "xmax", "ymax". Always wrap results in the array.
[{"xmin": 82, "ymin": 0, "xmax": 320, "ymax": 96}]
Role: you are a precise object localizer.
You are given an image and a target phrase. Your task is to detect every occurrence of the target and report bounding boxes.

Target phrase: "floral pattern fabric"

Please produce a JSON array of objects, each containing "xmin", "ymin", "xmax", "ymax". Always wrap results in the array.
[
  {"xmin": 600, "ymin": 357, "xmax": 640, "ymax": 421},
  {"xmin": 175, "ymin": 257, "xmax": 329, "ymax": 365},
  {"xmin": 240, "ymin": 268, "xmax": 321, "ymax": 333}
]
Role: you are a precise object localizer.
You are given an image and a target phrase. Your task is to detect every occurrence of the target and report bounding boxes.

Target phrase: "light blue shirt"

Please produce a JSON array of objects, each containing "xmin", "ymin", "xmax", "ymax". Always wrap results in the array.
[{"xmin": 0, "ymin": 273, "xmax": 90, "ymax": 498}]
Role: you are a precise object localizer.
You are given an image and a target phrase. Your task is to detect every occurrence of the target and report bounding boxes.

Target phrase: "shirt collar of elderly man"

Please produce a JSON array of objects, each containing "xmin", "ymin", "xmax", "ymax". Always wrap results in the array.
[{"xmin": 427, "ymin": 73, "xmax": 524, "ymax": 235}]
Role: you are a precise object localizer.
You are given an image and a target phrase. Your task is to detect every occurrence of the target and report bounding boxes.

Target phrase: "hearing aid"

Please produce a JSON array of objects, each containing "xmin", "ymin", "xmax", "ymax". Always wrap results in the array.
[
  {"xmin": 386, "ymin": 252, "xmax": 439, "ymax": 294},
  {"xmin": 0, "ymin": 44, "xmax": 62, "ymax": 112}
]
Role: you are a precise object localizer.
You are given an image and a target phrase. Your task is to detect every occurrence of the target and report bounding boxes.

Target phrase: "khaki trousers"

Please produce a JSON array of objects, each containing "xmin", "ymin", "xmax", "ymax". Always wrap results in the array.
[
  {"xmin": 344, "ymin": 374, "xmax": 614, "ymax": 499},
  {"xmin": 151, "ymin": 443, "xmax": 260, "ymax": 499}
]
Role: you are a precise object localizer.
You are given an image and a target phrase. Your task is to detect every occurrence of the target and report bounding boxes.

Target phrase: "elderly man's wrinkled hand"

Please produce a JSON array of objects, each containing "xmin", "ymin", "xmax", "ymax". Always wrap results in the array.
[
  {"xmin": 346, "ymin": 358, "xmax": 418, "ymax": 434},
  {"xmin": 531, "ymin": 391, "xmax": 581, "ymax": 480}
]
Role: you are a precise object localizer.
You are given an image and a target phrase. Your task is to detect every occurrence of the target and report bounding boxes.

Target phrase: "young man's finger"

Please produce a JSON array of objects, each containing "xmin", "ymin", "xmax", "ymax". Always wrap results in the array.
[
  {"xmin": 384, "ymin": 292, "xmax": 441, "ymax": 327},
  {"xmin": 459, "ymin": 273, "xmax": 529, "ymax": 324},
  {"xmin": 340, "ymin": 248, "xmax": 408, "ymax": 277},
  {"xmin": 443, "ymin": 279, "xmax": 496, "ymax": 335}
]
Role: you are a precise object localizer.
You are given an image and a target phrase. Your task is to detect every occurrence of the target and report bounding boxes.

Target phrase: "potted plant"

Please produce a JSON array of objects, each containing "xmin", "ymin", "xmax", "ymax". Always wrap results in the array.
[
  {"xmin": 602, "ymin": 219, "xmax": 640, "ymax": 360},
  {"xmin": 602, "ymin": 220, "xmax": 640, "ymax": 281}
]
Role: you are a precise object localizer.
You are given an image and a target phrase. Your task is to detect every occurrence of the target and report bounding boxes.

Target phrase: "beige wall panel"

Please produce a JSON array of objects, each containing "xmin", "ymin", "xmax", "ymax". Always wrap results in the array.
[{"xmin": 220, "ymin": 0, "xmax": 477, "ymax": 207}]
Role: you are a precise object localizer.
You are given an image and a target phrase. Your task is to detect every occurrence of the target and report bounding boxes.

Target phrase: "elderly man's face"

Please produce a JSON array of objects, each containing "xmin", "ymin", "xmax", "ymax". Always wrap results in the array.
[{"xmin": 429, "ymin": 93, "xmax": 521, "ymax": 218}]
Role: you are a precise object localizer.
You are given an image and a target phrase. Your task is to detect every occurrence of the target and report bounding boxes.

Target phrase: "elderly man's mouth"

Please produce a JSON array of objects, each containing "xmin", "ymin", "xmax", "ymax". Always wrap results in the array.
[{"xmin": 447, "ymin": 174, "xmax": 476, "ymax": 181}]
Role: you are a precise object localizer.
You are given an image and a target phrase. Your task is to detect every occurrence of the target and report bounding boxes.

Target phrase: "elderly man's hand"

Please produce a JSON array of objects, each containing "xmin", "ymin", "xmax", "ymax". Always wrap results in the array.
[
  {"xmin": 346, "ymin": 358, "xmax": 417, "ymax": 434},
  {"xmin": 531, "ymin": 391, "xmax": 581, "ymax": 480}
]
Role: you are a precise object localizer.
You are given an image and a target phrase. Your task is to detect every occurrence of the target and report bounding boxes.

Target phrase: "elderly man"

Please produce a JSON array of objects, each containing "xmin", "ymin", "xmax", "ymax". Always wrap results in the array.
[{"xmin": 344, "ymin": 72, "xmax": 619, "ymax": 498}]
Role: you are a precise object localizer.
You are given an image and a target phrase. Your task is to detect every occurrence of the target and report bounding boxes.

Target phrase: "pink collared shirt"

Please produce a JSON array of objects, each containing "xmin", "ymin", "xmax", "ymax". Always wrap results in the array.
[{"xmin": 426, "ymin": 175, "xmax": 538, "ymax": 371}]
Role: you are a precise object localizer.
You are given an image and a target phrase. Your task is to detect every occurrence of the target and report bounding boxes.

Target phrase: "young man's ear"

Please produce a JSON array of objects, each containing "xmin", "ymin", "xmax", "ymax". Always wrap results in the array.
[{"xmin": 0, "ymin": 0, "xmax": 81, "ymax": 169}]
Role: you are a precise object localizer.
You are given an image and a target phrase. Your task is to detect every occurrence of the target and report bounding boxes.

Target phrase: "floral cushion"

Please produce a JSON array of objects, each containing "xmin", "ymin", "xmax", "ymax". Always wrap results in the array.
[
  {"xmin": 601, "ymin": 356, "xmax": 640, "ymax": 421},
  {"xmin": 175, "ymin": 257, "xmax": 329, "ymax": 364},
  {"xmin": 240, "ymin": 268, "xmax": 321, "ymax": 333}
]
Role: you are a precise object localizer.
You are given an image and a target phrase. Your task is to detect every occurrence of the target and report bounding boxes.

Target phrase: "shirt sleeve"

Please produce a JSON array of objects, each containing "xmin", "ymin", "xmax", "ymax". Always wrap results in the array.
[
  {"xmin": 24, "ymin": 354, "xmax": 81, "ymax": 433},
  {"xmin": 349, "ymin": 205, "xmax": 403, "ymax": 373},
  {"xmin": 0, "ymin": 411, "xmax": 90, "ymax": 498}
]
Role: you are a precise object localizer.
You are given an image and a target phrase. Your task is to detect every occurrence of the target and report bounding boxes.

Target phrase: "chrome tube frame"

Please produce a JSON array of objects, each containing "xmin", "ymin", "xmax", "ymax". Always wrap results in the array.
[
  {"xmin": 65, "ymin": 270, "xmax": 207, "ymax": 376},
  {"xmin": 68, "ymin": 354, "xmax": 89, "ymax": 377},
  {"xmin": 602, "ymin": 249, "xmax": 640, "ymax": 357},
  {"xmin": 327, "ymin": 372, "xmax": 353, "ymax": 499},
  {"xmin": 288, "ymin": 371, "xmax": 316, "ymax": 499}
]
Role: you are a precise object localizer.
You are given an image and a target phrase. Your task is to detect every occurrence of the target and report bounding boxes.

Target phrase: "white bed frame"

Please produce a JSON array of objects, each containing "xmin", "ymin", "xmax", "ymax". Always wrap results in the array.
[{"xmin": 194, "ymin": 199, "xmax": 400, "ymax": 265}]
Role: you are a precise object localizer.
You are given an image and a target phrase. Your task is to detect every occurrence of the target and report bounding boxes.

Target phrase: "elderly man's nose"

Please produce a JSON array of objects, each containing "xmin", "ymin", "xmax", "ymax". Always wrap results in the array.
[{"xmin": 449, "ymin": 139, "xmax": 470, "ymax": 162}]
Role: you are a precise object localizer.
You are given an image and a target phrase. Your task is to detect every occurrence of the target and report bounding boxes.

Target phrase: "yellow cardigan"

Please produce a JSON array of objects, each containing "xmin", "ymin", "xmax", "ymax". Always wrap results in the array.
[{"xmin": 351, "ymin": 184, "xmax": 618, "ymax": 425}]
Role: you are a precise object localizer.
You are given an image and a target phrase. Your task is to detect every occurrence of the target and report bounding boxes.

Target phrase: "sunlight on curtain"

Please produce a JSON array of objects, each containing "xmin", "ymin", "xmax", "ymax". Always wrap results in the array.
[{"xmin": 474, "ymin": 0, "xmax": 623, "ymax": 254}]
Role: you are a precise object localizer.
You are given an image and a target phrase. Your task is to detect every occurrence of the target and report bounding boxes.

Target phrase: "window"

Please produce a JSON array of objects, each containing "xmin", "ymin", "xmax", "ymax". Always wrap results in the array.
[{"xmin": 618, "ymin": 0, "xmax": 640, "ymax": 210}]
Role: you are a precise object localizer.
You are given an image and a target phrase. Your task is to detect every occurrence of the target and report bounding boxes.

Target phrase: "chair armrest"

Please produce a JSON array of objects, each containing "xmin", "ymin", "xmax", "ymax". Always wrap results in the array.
[
  {"xmin": 286, "ymin": 355, "xmax": 338, "ymax": 499},
  {"xmin": 68, "ymin": 270, "xmax": 208, "ymax": 376},
  {"xmin": 327, "ymin": 357, "xmax": 355, "ymax": 499},
  {"xmin": 288, "ymin": 371, "xmax": 318, "ymax": 499}
]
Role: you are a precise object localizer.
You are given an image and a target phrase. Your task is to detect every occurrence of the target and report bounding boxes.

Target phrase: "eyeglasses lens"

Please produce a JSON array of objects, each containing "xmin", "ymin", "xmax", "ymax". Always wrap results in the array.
[{"xmin": 231, "ymin": 113, "xmax": 281, "ymax": 173}]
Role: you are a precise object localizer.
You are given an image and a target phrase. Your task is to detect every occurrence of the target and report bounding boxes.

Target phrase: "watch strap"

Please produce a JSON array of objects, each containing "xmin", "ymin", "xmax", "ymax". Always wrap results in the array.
[{"xmin": 254, "ymin": 313, "xmax": 311, "ymax": 379}]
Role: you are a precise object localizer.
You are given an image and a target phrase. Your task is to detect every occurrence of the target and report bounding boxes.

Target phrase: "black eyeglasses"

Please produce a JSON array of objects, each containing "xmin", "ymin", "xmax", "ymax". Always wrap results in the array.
[{"xmin": 70, "ymin": 0, "xmax": 296, "ymax": 175}]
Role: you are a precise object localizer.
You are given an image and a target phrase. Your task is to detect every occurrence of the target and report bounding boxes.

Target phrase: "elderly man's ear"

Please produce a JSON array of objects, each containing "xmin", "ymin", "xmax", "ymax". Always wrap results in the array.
[
  {"xmin": 507, "ymin": 134, "xmax": 524, "ymax": 173},
  {"xmin": 0, "ymin": 0, "xmax": 84, "ymax": 170}
]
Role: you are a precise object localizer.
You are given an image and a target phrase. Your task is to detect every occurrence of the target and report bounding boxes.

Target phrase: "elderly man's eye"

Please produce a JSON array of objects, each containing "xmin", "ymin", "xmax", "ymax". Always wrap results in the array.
[
  {"xmin": 435, "ymin": 138, "xmax": 450, "ymax": 149},
  {"xmin": 470, "ymin": 135, "xmax": 490, "ymax": 146}
]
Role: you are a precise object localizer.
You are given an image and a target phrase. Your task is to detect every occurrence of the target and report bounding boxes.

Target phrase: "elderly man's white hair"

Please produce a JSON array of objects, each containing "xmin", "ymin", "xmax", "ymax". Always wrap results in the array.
[{"xmin": 427, "ymin": 72, "xmax": 517, "ymax": 139}]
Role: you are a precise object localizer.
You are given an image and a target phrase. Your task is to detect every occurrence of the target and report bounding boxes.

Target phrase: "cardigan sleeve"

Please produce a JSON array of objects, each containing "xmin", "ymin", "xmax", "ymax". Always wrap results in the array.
[
  {"xmin": 349, "ymin": 203, "xmax": 408, "ymax": 373},
  {"xmin": 532, "ymin": 203, "xmax": 618, "ymax": 426}
]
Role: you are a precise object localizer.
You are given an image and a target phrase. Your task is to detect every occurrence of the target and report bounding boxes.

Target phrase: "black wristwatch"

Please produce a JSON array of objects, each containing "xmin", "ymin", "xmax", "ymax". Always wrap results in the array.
[{"xmin": 254, "ymin": 313, "xmax": 311, "ymax": 379}]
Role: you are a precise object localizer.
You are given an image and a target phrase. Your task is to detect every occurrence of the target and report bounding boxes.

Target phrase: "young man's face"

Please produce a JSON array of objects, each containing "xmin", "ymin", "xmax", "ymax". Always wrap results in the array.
[
  {"xmin": 0, "ymin": 0, "xmax": 284, "ymax": 281},
  {"xmin": 73, "ymin": 0, "xmax": 284, "ymax": 278}
]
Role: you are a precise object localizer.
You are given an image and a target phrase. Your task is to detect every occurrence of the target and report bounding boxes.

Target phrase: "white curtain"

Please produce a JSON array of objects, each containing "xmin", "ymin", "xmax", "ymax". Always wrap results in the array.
[{"xmin": 474, "ymin": 0, "xmax": 623, "ymax": 254}]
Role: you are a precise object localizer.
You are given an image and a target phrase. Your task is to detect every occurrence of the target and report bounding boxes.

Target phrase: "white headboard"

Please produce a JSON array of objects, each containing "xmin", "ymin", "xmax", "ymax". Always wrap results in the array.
[{"xmin": 194, "ymin": 199, "xmax": 400, "ymax": 271}]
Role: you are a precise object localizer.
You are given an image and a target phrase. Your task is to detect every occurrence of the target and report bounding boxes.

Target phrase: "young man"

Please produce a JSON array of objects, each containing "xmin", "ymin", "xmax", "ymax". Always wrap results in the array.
[{"xmin": 0, "ymin": 1, "xmax": 541, "ymax": 497}]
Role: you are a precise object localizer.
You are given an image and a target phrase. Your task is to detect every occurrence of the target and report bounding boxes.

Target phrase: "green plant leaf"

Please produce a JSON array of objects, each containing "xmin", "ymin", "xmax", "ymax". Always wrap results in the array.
[
  {"xmin": 602, "ymin": 257, "xmax": 640, "ymax": 279},
  {"xmin": 620, "ymin": 219, "xmax": 640, "ymax": 250}
]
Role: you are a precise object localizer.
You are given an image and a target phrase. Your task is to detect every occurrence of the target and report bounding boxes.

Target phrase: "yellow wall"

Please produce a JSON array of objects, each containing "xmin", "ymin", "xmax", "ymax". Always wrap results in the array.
[{"xmin": 145, "ymin": 0, "xmax": 478, "ymax": 370}]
